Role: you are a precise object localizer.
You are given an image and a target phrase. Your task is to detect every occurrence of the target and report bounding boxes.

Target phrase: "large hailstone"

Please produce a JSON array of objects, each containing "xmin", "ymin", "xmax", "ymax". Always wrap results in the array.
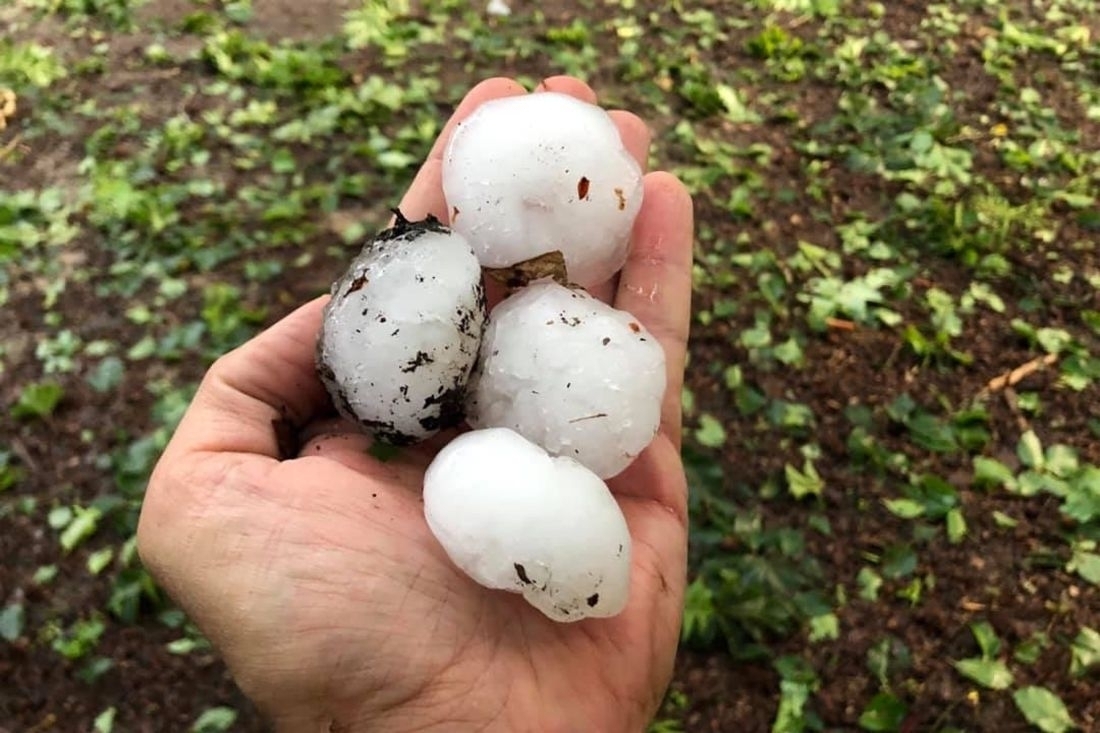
[
  {"xmin": 466, "ymin": 280, "xmax": 666, "ymax": 479},
  {"xmin": 424, "ymin": 427, "xmax": 632, "ymax": 622},
  {"xmin": 316, "ymin": 215, "xmax": 487, "ymax": 445},
  {"xmin": 441, "ymin": 92, "xmax": 644, "ymax": 288}
]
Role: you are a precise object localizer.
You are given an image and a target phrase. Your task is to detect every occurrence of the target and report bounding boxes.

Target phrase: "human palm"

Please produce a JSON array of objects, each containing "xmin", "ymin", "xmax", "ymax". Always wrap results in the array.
[{"xmin": 138, "ymin": 76, "xmax": 694, "ymax": 733}]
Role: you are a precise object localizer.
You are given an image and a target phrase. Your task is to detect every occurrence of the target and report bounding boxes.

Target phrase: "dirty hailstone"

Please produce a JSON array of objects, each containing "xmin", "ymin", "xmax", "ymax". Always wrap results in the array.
[
  {"xmin": 316, "ymin": 215, "xmax": 487, "ymax": 445},
  {"xmin": 423, "ymin": 427, "xmax": 632, "ymax": 621},
  {"xmin": 441, "ymin": 92, "xmax": 644, "ymax": 288},
  {"xmin": 466, "ymin": 280, "xmax": 666, "ymax": 479}
]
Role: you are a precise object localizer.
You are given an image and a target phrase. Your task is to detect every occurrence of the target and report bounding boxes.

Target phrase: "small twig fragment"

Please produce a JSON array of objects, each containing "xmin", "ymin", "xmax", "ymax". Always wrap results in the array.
[
  {"xmin": 484, "ymin": 250, "xmax": 570, "ymax": 291},
  {"xmin": 982, "ymin": 353, "xmax": 1058, "ymax": 395},
  {"xmin": 825, "ymin": 317, "xmax": 856, "ymax": 331}
]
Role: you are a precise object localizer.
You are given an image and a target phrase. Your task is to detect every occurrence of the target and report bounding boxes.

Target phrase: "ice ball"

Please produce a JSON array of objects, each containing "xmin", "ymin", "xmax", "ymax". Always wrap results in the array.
[
  {"xmin": 316, "ymin": 215, "xmax": 487, "ymax": 445},
  {"xmin": 441, "ymin": 92, "xmax": 644, "ymax": 288},
  {"xmin": 466, "ymin": 280, "xmax": 665, "ymax": 478},
  {"xmin": 423, "ymin": 427, "xmax": 632, "ymax": 622}
]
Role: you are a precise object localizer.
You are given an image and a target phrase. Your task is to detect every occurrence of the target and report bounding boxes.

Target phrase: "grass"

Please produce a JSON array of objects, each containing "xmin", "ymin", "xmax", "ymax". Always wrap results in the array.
[{"xmin": 2, "ymin": 0, "xmax": 1099, "ymax": 730}]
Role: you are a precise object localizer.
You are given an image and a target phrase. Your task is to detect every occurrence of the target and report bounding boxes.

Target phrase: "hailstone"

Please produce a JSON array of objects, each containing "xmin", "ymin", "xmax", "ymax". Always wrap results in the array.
[
  {"xmin": 316, "ymin": 214, "xmax": 487, "ymax": 445},
  {"xmin": 441, "ymin": 92, "xmax": 644, "ymax": 288},
  {"xmin": 423, "ymin": 427, "xmax": 632, "ymax": 622},
  {"xmin": 466, "ymin": 280, "xmax": 665, "ymax": 479}
]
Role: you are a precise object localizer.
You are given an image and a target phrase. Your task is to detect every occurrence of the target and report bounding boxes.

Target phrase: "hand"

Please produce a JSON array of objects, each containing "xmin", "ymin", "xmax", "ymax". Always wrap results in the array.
[{"xmin": 137, "ymin": 76, "xmax": 694, "ymax": 733}]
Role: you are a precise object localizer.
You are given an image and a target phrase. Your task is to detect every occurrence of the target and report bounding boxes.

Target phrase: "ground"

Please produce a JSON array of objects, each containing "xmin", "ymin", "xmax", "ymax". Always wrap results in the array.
[{"xmin": 2, "ymin": 0, "xmax": 1099, "ymax": 731}]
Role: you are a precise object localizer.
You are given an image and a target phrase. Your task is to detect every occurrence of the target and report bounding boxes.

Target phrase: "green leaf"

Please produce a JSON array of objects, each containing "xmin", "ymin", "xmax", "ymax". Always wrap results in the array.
[
  {"xmin": 0, "ymin": 451, "xmax": 23, "ymax": 492},
  {"xmin": 1045, "ymin": 445, "xmax": 1079, "ymax": 477},
  {"xmin": 972, "ymin": 456, "xmax": 1016, "ymax": 490},
  {"xmin": 715, "ymin": 84, "xmax": 762, "ymax": 124},
  {"xmin": 906, "ymin": 413, "xmax": 957, "ymax": 452},
  {"xmin": 1067, "ymin": 545, "xmax": 1100, "ymax": 585},
  {"xmin": 13, "ymin": 381, "xmax": 64, "ymax": 419},
  {"xmin": 167, "ymin": 637, "xmax": 201, "ymax": 655},
  {"xmin": 953, "ymin": 657, "xmax": 1014, "ymax": 690},
  {"xmin": 1070, "ymin": 627, "xmax": 1100, "ymax": 678},
  {"xmin": 785, "ymin": 460, "xmax": 824, "ymax": 499},
  {"xmin": 32, "ymin": 565, "xmax": 58, "ymax": 585},
  {"xmin": 680, "ymin": 578, "xmax": 716, "ymax": 643},
  {"xmin": 87, "ymin": 356, "xmax": 125, "ymax": 393},
  {"xmin": 127, "ymin": 335, "xmax": 157, "ymax": 361},
  {"xmin": 47, "ymin": 505, "xmax": 73, "ymax": 529},
  {"xmin": 78, "ymin": 656, "xmax": 114, "ymax": 683},
  {"xmin": 1036, "ymin": 327, "xmax": 1073, "ymax": 355},
  {"xmin": 694, "ymin": 414, "xmax": 727, "ymax": 448},
  {"xmin": 809, "ymin": 612, "xmax": 839, "ymax": 643},
  {"xmin": 1017, "ymin": 430, "xmax": 1045, "ymax": 470},
  {"xmin": 1015, "ymin": 632, "xmax": 1049, "ymax": 665},
  {"xmin": 1062, "ymin": 467, "xmax": 1100, "ymax": 522},
  {"xmin": 192, "ymin": 706, "xmax": 239, "ymax": 733},
  {"xmin": 52, "ymin": 617, "xmax": 105, "ymax": 660},
  {"xmin": 881, "ymin": 544, "xmax": 917, "ymax": 579},
  {"xmin": 87, "ymin": 547, "xmax": 115, "ymax": 575},
  {"xmin": 970, "ymin": 621, "xmax": 1001, "ymax": 658},
  {"xmin": 1012, "ymin": 687, "xmax": 1074, "ymax": 733},
  {"xmin": 0, "ymin": 603, "xmax": 25, "ymax": 642},
  {"xmin": 771, "ymin": 678, "xmax": 812, "ymax": 733},
  {"xmin": 859, "ymin": 692, "xmax": 908, "ymax": 732},
  {"xmin": 773, "ymin": 337, "xmax": 804, "ymax": 366},
  {"xmin": 857, "ymin": 567, "xmax": 882, "ymax": 601},
  {"xmin": 945, "ymin": 508, "xmax": 967, "ymax": 543},
  {"xmin": 884, "ymin": 498, "xmax": 925, "ymax": 519},
  {"xmin": 59, "ymin": 506, "xmax": 102, "ymax": 553},
  {"xmin": 93, "ymin": 707, "xmax": 117, "ymax": 733}
]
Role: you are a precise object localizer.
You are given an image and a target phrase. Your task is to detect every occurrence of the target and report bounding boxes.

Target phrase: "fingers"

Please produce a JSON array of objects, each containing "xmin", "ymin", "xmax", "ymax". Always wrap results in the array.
[
  {"xmin": 396, "ymin": 76, "xmax": 625, "ymax": 228},
  {"xmin": 166, "ymin": 296, "xmax": 331, "ymax": 459},
  {"xmin": 428, "ymin": 77, "xmax": 528, "ymax": 162},
  {"xmin": 614, "ymin": 173, "xmax": 694, "ymax": 447},
  {"xmin": 535, "ymin": 75, "xmax": 597, "ymax": 102},
  {"xmin": 587, "ymin": 110, "xmax": 652, "ymax": 303},
  {"xmin": 609, "ymin": 110, "xmax": 651, "ymax": 173}
]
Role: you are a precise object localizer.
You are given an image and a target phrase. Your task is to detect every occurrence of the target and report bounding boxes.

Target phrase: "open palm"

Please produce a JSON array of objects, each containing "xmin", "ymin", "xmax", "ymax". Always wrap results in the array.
[{"xmin": 137, "ymin": 76, "xmax": 694, "ymax": 733}]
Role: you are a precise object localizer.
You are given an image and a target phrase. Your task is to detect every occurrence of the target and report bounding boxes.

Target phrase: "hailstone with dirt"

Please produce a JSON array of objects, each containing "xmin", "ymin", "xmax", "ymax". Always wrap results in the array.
[
  {"xmin": 316, "ymin": 213, "xmax": 487, "ymax": 445},
  {"xmin": 314, "ymin": 88, "xmax": 672, "ymax": 623},
  {"xmin": 466, "ymin": 280, "xmax": 666, "ymax": 479},
  {"xmin": 441, "ymin": 91, "xmax": 644, "ymax": 288},
  {"xmin": 423, "ymin": 427, "xmax": 632, "ymax": 622}
]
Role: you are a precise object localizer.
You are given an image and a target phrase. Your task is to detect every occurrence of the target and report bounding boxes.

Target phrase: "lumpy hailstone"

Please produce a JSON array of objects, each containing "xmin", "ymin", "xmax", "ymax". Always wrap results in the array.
[
  {"xmin": 441, "ymin": 92, "xmax": 644, "ymax": 288},
  {"xmin": 467, "ymin": 280, "xmax": 665, "ymax": 479},
  {"xmin": 424, "ymin": 428, "xmax": 632, "ymax": 621},
  {"xmin": 316, "ymin": 217, "xmax": 487, "ymax": 445}
]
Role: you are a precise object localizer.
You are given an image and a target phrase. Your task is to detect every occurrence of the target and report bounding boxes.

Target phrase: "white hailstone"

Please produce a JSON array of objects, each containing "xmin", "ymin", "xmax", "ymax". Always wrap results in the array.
[
  {"xmin": 316, "ymin": 214, "xmax": 487, "ymax": 445},
  {"xmin": 466, "ymin": 280, "xmax": 665, "ymax": 479},
  {"xmin": 423, "ymin": 427, "xmax": 632, "ymax": 622},
  {"xmin": 441, "ymin": 92, "xmax": 644, "ymax": 288}
]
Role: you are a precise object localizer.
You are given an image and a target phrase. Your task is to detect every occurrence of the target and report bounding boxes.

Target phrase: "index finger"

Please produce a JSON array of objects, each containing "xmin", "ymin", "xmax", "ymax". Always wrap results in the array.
[{"xmin": 614, "ymin": 173, "xmax": 694, "ymax": 448}]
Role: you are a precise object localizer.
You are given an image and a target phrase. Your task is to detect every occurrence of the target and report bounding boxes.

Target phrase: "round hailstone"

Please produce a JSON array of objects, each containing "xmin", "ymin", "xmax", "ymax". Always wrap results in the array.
[
  {"xmin": 466, "ymin": 280, "xmax": 666, "ymax": 479},
  {"xmin": 423, "ymin": 427, "xmax": 632, "ymax": 622},
  {"xmin": 316, "ymin": 214, "xmax": 487, "ymax": 445},
  {"xmin": 441, "ymin": 92, "xmax": 644, "ymax": 288}
]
